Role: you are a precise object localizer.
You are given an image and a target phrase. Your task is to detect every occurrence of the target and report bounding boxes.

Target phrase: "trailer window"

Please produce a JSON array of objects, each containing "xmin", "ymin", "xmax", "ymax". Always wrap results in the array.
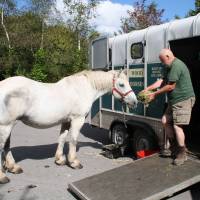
[{"xmin": 131, "ymin": 43, "xmax": 143, "ymax": 59}]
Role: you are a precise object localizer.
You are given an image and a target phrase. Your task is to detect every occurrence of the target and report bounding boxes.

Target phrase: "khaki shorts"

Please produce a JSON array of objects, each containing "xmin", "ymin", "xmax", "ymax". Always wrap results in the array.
[{"xmin": 164, "ymin": 97, "xmax": 196, "ymax": 125}]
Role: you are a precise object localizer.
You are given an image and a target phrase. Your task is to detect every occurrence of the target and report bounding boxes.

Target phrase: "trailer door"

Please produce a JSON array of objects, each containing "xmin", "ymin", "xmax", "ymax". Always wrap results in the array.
[
  {"xmin": 127, "ymin": 30, "xmax": 146, "ymax": 116},
  {"xmin": 91, "ymin": 37, "xmax": 108, "ymax": 70}
]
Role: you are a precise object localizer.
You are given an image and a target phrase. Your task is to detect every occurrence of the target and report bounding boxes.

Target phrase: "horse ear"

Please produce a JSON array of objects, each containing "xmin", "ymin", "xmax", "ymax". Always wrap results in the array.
[
  {"xmin": 117, "ymin": 68, "xmax": 123, "ymax": 77},
  {"xmin": 118, "ymin": 69, "xmax": 127, "ymax": 77},
  {"xmin": 122, "ymin": 69, "xmax": 128, "ymax": 75}
]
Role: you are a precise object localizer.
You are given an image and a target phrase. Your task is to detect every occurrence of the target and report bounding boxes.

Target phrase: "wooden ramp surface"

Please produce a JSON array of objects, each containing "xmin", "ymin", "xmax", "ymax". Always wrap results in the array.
[{"xmin": 69, "ymin": 155, "xmax": 200, "ymax": 200}]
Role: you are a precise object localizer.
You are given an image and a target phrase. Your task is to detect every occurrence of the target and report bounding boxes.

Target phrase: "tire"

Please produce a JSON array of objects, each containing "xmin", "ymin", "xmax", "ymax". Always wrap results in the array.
[
  {"xmin": 111, "ymin": 124, "xmax": 128, "ymax": 146},
  {"xmin": 132, "ymin": 129, "xmax": 157, "ymax": 156}
]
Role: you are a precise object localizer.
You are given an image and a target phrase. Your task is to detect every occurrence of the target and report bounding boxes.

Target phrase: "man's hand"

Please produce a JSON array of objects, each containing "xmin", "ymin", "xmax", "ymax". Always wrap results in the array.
[
  {"xmin": 146, "ymin": 92, "xmax": 156, "ymax": 102},
  {"xmin": 141, "ymin": 88, "xmax": 148, "ymax": 93},
  {"xmin": 142, "ymin": 79, "xmax": 164, "ymax": 93}
]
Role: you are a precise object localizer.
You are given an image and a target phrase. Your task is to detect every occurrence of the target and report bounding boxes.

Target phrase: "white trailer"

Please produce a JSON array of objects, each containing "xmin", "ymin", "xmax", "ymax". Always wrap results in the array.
[
  {"xmin": 90, "ymin": 14, "xmax": 200, "ymax": 156},
  {"xmin": 69, "ymin": 14, "xmax": 200, "ymax": 200}
]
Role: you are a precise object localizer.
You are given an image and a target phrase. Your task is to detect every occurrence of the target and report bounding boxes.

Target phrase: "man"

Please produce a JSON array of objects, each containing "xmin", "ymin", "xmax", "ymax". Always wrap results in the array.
[{"xmin": 143, "ymin": 48, "xmax": 195, "ymax": 165}]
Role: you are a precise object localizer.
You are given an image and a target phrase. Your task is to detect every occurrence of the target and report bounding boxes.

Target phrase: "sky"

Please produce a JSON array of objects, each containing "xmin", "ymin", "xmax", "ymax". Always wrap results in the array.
[
  {"xmin": 17, "ymin": 0, "xmax": 196, "ymax": 35},
  {"xmin": 90, "ymin": 0, "xmax": 195, "ymax": 34},
  {"xmin": 111, "ymin": 0, "xmax": 195, "ymax": 20}
]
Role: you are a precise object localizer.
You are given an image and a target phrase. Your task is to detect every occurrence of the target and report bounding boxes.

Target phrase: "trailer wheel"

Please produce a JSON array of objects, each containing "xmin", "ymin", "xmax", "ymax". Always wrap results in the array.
[
  {"xmin": 132, "ymin": 129, "xmax": 157, "ymax": 157},
  {"xmin": 111, "ymin": 124, "xmax": 128, "ymax": 146}
]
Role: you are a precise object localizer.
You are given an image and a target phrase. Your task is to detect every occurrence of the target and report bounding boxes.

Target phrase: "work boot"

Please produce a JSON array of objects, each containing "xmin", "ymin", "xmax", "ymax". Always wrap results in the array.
[
  {"xmin": 159, "ymin": 139, "xmax": 178, "ymax": 158},
  {"xmin": 173, "ymin": 146, "xmax": 187, "ymax": 166},
  {"xmin": 159, "ymin": 148, "xmax": 171, "ymax": 157}
]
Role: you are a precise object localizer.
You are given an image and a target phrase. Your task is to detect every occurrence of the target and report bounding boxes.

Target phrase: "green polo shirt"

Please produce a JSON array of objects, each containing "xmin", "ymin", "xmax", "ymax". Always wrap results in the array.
[{"xmin": 165, "ymin": 58, "xmax": 195, "ymax": 105}]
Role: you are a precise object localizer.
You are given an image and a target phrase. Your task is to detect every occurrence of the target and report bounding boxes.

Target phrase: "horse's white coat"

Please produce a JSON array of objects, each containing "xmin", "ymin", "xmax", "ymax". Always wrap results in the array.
[{"xmin": 0, "ymin": 70, "xmax": 137, "ymax": 183}]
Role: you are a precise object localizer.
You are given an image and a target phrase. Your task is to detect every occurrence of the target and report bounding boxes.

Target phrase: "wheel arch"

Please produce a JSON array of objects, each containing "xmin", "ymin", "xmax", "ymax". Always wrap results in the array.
[
  {"xmin": 109, "ymin": 119, "xmax": 158, "ymax": 142},
  {"xmin": 126, "ymin": 120, "xmax": 159, "ymax": 148},
  {"xmin": 126, "ymin": 120, "xmax": 156, "ymax": 137}
]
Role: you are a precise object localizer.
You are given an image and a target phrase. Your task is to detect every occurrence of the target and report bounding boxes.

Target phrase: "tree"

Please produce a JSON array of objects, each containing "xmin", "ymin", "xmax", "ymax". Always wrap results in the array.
[
  {"xmin": 0, "ymin": 0, "xmax": 98, "ymax": 81},
  {"xmin": 4, "ymin": 12, "xmax": 43, "ymax": 78},
  {"xmin": 121, "ymin": 0, "xmax": 164, "ymax": 33},
  {"xmin": 29, "ymin": 48, "xmax": 47, "ymax": 82},
  {"xmin": 44, "ymin": 25, "xmax": 79, "ymax": 80},
  {"xmin": 0, "ymin": 0, "xmax": 16, "ymax": 49},
  {"xmin": 29, "ymin": 0, "xmax": 56, "ymax": 49},
  {"xmin": 0, "ymin": 0, "xmax": 17, "ymax": 79},
  {"xmin": 187, "ymin": 0, "xmax": 200, "ymax": 16},
  {"xmin": 64, "ymin": 0, "xmax": 99, "ymax": 50}
]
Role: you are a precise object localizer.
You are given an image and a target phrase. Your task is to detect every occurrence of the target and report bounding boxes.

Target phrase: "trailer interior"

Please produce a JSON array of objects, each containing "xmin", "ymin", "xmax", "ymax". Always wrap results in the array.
[{"xmin": 170, "ymin": 36, "xmax": 200, "ymax": 156}]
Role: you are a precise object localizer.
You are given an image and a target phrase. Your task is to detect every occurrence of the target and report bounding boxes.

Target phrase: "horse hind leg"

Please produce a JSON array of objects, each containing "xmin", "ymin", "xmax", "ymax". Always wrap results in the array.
[
  {"xmin": 4, "ymin": 136, "xmax": 23, "ymax": 174},
  {"xmin": 55, "ymin": 122, "xmax": 70, "ymax": 165},
  {"xmin": 0, "ymin": 124, "xmax": 23, "ymax": 184},
  {"xmin": 67, "ymin": 117, "xmax": 85, "ymax": 169},
  {"xmin": 0, "ymin": 124, "xmax": 14, "ymax": 183}
]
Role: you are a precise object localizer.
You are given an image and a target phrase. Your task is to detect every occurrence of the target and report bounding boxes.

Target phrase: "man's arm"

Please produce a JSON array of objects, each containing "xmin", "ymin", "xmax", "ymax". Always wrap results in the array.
[
  {"xmin": 144, "ymin": 79, "xmax": 164, "ymax": 91},
  {"xmin": 147, "ymin": 82, "xmax": 176, "ymax": 101}
]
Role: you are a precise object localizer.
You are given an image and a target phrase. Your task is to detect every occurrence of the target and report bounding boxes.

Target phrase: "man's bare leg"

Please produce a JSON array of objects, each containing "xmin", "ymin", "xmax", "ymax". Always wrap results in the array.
[
  {"xmin": 173, "ymin": 124, "xmax": 187, "ymax": 165},
  {"xmin": 160, "ymin": 114, "xmax": 177, "ymax": 157}
]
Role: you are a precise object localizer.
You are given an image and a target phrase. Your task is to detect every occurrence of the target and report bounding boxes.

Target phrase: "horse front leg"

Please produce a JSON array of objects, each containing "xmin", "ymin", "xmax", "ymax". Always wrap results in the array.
[
  {"xmin": 68, "ymin": 117, "xmax": 85, "ymax": 169},
  {"xmin": 55, "ymin": 122, "xmax": 70, "ymax": 165}
]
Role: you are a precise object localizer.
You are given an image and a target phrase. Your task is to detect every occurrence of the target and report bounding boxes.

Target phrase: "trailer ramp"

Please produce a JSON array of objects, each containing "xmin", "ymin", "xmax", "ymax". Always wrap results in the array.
[{"xmin": 69, "ymin": 154, "xmax": 200, "ymax": 200}]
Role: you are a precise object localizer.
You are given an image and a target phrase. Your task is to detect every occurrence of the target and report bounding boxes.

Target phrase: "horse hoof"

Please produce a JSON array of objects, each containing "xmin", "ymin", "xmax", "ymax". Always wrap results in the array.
[
  {"xmin": 55, "ymin": 159, "xmax": 66, "ymax": 166},
  {"xmin": 8, "ymin": 165, "xmax": 23, "ymax": 174},
  {"xmin": 0, "ymin": 176, "xmax": 10, "ymax": 184},
  {"xmin": 14, "ymin": 167, "xmax": 23, "ymax": 174},
  {"xmin": 75, "ymin": 164, "xmax": 83, "ymax": 169},
  {"xmin": 70, "ymin": 163, "xmax": 83, "ymax": 170}
]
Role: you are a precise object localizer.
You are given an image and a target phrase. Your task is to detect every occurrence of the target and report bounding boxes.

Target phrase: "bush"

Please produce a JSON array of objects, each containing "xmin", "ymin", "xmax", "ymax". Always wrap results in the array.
[{"xmin": 28, "ymin": 49, "xmax": 48, "ymax": 82}]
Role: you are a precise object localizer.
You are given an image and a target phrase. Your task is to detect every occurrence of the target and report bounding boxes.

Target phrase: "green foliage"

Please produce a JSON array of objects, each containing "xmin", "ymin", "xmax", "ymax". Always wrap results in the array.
[
  {"xmin": 0, "ymin": 0, "xmax": 99, "ymax": 82},
  {"xmin": 15, "ymin": 66, "xmax": 27, "ymax": 77},
  {"xmin": 28, "ymin": 48, "xmax": 47, "ymax": 82},
  {"xmin": 29, "ymin": 64, "xmax": 47, "ymax": 82},
  {"xmin": 187, "ymin": 0, "xmax": 200, "ymax": 16},
  {"xmin": 34, "ymin": 48, "xmax": 46, "ymax": 66},
  {"xmin": 137, "ymin": 90, "xmax": 155, "ymax": 105}
]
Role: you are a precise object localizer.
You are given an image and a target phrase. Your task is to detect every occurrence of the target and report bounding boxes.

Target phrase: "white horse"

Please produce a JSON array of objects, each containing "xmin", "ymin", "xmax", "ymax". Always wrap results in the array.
[{"xmin": 0, "ymin": 70, "xmax": 137, "ymax": 183}]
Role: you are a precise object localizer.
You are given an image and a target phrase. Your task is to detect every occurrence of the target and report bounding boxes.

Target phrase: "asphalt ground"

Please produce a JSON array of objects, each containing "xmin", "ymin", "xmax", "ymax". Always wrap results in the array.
[{"xmin": 0, "ymin": 122, "xmax": 133, "ymax": 200}]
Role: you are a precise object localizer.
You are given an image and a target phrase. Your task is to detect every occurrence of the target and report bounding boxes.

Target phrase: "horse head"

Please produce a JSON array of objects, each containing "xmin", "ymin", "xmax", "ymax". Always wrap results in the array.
[{"xmin": 112, "ymin": 69, "xmax": 138, "ymax": 108}]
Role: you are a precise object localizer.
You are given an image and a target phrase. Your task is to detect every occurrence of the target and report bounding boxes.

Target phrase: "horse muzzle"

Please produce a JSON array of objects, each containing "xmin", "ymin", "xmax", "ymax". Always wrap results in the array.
[
  {"xmin": 123, "ymin": 92, "xmax": 138, "ymax": 108},
  {"xmin": 127, "ymin": 99, "xmax": 138, "ymax": 108}
]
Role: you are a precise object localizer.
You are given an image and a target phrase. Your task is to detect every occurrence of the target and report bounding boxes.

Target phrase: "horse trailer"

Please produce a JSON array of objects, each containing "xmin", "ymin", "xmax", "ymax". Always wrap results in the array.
[
  {"xmin": 69, "ymin": 14, "xmax": 200, "ymax": 199},
  {"xmin": 90, "ymin": 14, "xmax": 200, "ymax": 157}
]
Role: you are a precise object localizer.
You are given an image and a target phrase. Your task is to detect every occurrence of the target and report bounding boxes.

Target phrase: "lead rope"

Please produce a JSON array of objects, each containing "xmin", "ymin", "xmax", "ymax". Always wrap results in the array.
[{"xmin": 122, "ymin": 102, "xmax": 127, "ymax": 128}]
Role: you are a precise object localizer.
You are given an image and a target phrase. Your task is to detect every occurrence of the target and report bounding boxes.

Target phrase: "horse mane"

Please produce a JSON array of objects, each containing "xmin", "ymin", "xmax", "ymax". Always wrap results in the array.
[{"xmin": 73, "ymin": 70, "xmax": 116, "ymax": 91}]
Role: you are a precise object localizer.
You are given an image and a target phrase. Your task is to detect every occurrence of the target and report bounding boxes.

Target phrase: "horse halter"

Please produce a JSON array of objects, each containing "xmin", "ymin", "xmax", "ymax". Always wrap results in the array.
[{"xmin": 112, "ymin": 76, "xmax": 133, "ymax": 101}]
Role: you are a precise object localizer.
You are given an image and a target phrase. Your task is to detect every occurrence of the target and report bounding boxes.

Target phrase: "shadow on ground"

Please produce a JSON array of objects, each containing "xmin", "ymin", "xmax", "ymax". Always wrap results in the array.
[
  {"xmin": 11, "ymin": 124, "xmax": 109, "ymax": 162},
  {"xmin": 81, "ymin": 123, "xmax": 109, "ymax": 145},
  {"xmin": 12, "ymin": 141, "xmax": 103, "ymax": 162}
]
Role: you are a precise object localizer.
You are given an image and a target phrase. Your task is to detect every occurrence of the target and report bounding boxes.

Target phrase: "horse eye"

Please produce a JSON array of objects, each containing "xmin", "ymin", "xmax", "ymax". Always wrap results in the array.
[{"xmin": 119, "ymin": 83, "xmax": 125, "ymax": 87}]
